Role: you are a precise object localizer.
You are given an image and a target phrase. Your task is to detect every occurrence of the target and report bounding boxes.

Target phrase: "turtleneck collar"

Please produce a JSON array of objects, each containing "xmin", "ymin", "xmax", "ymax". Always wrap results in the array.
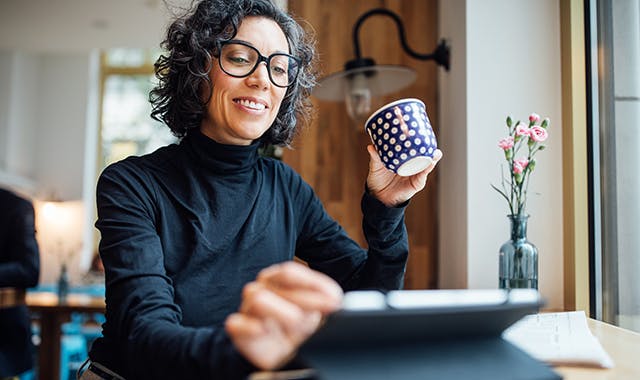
[{"xmin": 184, "ymin": 129, "xmax": 261, "ymax": 174}]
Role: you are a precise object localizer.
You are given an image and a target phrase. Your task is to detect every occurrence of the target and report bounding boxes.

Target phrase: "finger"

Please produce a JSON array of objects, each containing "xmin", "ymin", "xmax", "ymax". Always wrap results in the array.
[
  {"xmin": 266, "ymin": 287, "xmax": 342, "ymax": 314},
  {"xmin": 367, "ymin": 145, "xmax": 386, "ymax": 172},
  {"xmin": 225, "ymin": 312, "xmax": 265, "ymax": 338},
  {"xmin": 258, "ymin": 278, "xmax": 342, "ymax": 314},
  {"xmin": 265, "ymin": 262, "xmax": 343, "ymax": 303},
  {"xmin": 240, "ymin": 283, "xmax": 325, "ymax": 346},
  {"xmin": 225, "ymin": 313, "xmax": 294, "ymax": 370},
  {"xmin": 432, "ymin": 149, "xmax": 443, "ymax": 163},
  {"xmin": 241, "ymin": 281, "xmax": 326, "ymax": 339},
  {"xmin": 421, "ymin": 149, "xmax": 444, "ymax": 175},
  {"xmin": 241, "ymin": 282, "xmax": 306, "ymax": 327},
  {"xmin": 400, "ymin": 149, "xmax": 443, "ymax": 190},
  {"xmin": 257, "ymin": 262, "xmax": 343, "ymax": 312}
]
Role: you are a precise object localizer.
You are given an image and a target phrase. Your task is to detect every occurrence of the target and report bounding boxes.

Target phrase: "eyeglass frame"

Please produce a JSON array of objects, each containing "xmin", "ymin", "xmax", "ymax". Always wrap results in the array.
[{"xmin": 216, "ymin": 39, "xmax": 301, "ymax": 88}]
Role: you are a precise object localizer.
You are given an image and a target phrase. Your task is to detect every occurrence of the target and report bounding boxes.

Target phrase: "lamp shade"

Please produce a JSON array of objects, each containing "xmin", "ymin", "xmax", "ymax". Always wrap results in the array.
[
  {"xmin": 313, "ymin": 65, "xmax": 417, "ymax": 101},
  {"xmin": 314, "ymin": 65, "xmax": 416, "ymax": 122},
  {"xmin": 34, "ymin": 200, "xmax": 84, "ymax": 283}
]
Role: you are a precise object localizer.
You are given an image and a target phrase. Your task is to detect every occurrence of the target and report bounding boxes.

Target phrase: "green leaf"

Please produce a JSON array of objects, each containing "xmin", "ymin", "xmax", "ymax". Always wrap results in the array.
[
  {"xmin": 515, "ymin": 173, "xmax": 523, "ymax": 184},
  {"xmin": 491, "ymin": 183, "xmax": 512, "ymax": 205},
  {"xmin": 505, "ymin": 150, "xmax": 513, "ymax": 160},
  {"xmin": 529, "ymin": 160, "xmax": 536, "ymax": 171}
]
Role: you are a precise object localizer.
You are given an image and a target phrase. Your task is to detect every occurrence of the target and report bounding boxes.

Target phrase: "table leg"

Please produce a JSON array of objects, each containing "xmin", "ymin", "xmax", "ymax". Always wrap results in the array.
[{"xmin": 37, "ymin": 312, "xmax": 64, "ymax": 380}]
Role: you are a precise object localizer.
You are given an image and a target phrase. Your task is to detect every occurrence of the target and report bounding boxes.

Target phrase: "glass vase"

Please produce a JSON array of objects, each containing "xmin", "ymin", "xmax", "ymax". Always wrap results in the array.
[
  {"xmin": 499, "ymin": 214, "xmax": 538, "ymax": 289},
  {"xmin": 57, "ymin": 263, "xmax": 69, "ymax": 304}
]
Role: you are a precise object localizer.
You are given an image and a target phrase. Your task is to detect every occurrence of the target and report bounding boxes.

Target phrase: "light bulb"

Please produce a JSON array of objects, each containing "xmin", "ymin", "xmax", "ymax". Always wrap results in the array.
[{"xmin": 345, "ymin": 73, "xmax": 372, "ymax": 124}]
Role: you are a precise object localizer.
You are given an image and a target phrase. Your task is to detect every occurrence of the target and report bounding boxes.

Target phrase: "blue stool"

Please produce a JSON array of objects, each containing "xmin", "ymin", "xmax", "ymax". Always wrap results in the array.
[
  {"xmin": 59, "ymin": 314, "xmax": 88, "ymax": 380},
  {"xmin": 18, "ymin": 369, "xmax": 36, "ymax": 380},
  {"xmin": 80, "ymin": 314, "xmax": 104, "ymax": 350},
  {"xmin": 59, "ymin": 334, "xmax": 87, "ymax": 380}
]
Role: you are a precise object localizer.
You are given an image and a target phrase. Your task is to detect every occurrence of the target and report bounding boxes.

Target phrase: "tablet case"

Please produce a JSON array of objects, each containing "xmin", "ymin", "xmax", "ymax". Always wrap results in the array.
[{"xmin": 298, "ymin": 289, "xmax": 562, "ymax": 380}]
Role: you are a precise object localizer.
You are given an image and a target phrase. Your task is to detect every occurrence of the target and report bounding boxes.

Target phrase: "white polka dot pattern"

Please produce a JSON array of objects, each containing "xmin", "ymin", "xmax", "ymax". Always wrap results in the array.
[{"xmin": 365, "ymin": 99, "xmax": 437, "ymax": 175}]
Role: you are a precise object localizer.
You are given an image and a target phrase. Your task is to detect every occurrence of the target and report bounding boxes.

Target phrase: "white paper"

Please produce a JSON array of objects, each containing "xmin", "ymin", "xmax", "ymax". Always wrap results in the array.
[{"xmin": 503, "ymin": 311, "xmax": 614, "ymax": 368}]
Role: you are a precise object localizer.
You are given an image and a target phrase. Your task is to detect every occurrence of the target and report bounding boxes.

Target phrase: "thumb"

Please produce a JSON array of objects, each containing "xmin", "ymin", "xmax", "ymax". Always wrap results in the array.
[{"xmin": 367, "ymin": 145, "xmax": 385, "ymax": 171}]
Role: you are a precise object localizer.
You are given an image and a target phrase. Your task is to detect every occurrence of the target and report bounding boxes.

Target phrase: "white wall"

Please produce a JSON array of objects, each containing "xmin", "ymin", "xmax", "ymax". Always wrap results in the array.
[
  {"xmin": 0, "ymin": 51, "xmax": 91, "ymax": 199},
  {"xmin": 438, "ymin": 0, "xmax": 469, "ymax": 288},
  {"xmin": 33, "ymin": 53, "xmax": 91, "ymax": 200},
  {"xmin": 439, "ymin": 0, "xmax": 564, "ymax": 310},
  {"xmin": 0, "ymin": 50, "xmax": 96, "ymax": 284},
  {"xmin": 6, "ymin": 53, "xmax": 39, "ymax": 182},
  {"xmin": 0, "ymin": 0, "xmax": 187, "ymax": 52},
  {"xmin": 0, "ymin": 52, "xmax": 40, "ymax": 193}
]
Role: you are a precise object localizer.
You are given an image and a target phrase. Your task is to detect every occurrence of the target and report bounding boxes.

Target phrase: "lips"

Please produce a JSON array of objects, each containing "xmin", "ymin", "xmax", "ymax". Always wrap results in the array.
[{"xmin": 234, "ymin": 98, "xmax": 268, "ymax": 111}]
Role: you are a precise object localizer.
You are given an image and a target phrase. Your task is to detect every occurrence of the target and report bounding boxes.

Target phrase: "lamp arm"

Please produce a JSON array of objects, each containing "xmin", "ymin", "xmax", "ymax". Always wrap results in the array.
[{"xmin": 352, "ymin": 8, "xmax": 450, "ymax": 71}]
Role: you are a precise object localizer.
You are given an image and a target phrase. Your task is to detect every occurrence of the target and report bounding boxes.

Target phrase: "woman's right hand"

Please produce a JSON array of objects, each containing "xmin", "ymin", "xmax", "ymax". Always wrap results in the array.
[{"xmin": 225, "ymin": 261, "xmax": 343, "ymax": 370}]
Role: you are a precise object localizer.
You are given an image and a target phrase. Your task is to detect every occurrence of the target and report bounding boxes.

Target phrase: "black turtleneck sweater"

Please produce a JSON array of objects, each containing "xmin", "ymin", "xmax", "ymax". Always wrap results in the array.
[{"xmin": 89, "ymin": 130, "xmax": 409, "ymax": 379}]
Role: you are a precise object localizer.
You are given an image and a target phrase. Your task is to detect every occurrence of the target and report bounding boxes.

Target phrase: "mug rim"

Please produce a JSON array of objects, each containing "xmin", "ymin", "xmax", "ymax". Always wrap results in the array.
[{"xmin": 364, "ymin": 98, "xmax": 426, "ymax": 129}]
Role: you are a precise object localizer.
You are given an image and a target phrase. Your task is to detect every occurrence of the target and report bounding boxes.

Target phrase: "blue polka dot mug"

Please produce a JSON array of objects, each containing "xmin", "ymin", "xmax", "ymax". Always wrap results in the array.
[{"xmin": 364, "ymin": 98, "xmax": 437, "ymax": 176}]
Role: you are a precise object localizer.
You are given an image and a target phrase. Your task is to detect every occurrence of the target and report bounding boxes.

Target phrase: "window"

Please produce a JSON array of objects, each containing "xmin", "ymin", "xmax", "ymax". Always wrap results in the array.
[
  {"xmin": 99, "ymin": 48, "xmax": 176, "ymax": 169},
  {"xmin": 587, "ymin": 0, "xmax": 640, "ymax": 333}
]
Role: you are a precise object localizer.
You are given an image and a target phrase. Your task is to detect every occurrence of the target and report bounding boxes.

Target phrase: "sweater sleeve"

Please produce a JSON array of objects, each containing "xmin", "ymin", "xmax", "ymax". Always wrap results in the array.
[
  {"xmin": 291, "ymin": 170, "xmax": 409, "ymax": 291},
  {"xmin": 0, "ymin": 197, "xmax": 40, "ymax": 289},
  {"xmin": 93, "ymin": 163, "xmax": 255, "ymax": 380}
]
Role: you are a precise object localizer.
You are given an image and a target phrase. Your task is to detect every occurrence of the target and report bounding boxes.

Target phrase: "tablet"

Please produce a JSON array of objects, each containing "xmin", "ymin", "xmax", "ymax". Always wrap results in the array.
[{"xmin": 302, "ymin": 288, "xmax": 543, "ymax": 350}]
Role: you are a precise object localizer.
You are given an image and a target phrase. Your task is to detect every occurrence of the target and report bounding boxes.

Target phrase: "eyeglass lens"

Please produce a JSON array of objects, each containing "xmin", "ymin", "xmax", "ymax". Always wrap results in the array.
[{"xmin": 219, "ymin": 43, "xmax": 299, "ymax": 87}]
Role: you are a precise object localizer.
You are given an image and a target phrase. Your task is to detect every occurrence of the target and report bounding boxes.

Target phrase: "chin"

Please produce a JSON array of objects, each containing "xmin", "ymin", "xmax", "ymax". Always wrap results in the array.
[{"xmin": 240, "ymin": 125, "xmax": 272, "ymax": 140}]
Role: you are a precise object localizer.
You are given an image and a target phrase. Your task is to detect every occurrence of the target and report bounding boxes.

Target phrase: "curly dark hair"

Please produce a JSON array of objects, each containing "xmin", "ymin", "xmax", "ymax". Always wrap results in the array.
[{"xmin": 150, "ymin": 0, "xmax": 317, "ymax": 146}]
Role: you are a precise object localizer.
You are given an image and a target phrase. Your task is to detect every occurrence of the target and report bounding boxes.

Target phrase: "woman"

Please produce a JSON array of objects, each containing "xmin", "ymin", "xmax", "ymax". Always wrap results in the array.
[{"xmin": 84, "ymin": 0, "xmax": 442, "ymax": 379}]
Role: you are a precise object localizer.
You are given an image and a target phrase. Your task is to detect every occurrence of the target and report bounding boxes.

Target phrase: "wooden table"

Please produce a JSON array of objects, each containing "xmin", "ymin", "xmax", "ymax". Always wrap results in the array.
[
  {"xmin": 555, "ymin": 318, "xmax": 640, "ymax": 379},
  {"xmin": 27, "ymin": 292, "xmax": 105, "ymax": 380}
]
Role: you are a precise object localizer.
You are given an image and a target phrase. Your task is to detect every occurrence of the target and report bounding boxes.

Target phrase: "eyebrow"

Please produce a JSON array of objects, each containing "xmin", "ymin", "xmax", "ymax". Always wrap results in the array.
[{"xmin": 226, "ymin": 39, "xmax": 290, "ymax": 55}]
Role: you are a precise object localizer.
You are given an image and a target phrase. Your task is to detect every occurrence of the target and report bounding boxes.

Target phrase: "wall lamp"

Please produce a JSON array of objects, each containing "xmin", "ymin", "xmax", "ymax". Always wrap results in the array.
[{"xmin": 313, "ymin": 8, "xmax": 450, "ymax": 123}]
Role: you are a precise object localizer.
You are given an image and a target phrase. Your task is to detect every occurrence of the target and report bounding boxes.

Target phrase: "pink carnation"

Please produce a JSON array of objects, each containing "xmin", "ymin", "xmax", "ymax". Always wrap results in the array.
[
  {"xmin": 529, "ymin": 126, "xmax": 548, "ymax": 142},
  {"xmin": 498, "ymin": 136, "xmax": 514, "ymax": 150},
  {"xmin": 513, "ymin": 158, "xmax": 529, "ymax": 174},
  {"xmin": 515, "ymin": 123, "xmax": 530, "ymax": 136},
  {"xmin": 529, "ymin": 113, "xmax": 541, "ymax": 123}
]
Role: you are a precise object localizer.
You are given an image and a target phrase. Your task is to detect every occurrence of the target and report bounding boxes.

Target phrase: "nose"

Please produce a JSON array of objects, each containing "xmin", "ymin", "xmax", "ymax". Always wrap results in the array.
[{"xmin": 246, "ymin": 62, "xmax": 270, "ymax": 90}]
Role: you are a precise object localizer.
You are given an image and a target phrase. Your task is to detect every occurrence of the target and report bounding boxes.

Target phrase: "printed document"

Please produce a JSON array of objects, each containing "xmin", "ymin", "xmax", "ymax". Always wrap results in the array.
[{"xmin": 503, "ymin": 311, "xmax": 614, "ymax": 368}]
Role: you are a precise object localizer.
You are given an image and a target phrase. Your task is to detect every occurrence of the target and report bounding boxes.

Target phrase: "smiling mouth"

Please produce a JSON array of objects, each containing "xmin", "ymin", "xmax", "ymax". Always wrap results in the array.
[{"xmin": 234, "ymin": 98, "xmax": 267, "ymax": 111}]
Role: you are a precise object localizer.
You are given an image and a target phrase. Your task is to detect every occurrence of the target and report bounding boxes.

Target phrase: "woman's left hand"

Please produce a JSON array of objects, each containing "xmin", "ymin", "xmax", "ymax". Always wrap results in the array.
[{"xmin": 366, "ymin": 145, "xmax": 443, "ymax": 207}]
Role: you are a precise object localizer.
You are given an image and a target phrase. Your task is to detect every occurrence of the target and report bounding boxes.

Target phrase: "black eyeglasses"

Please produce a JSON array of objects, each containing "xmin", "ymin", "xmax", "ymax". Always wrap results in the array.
[{"xmin": 217, "ymin": 40, "xmax": 301, "ymax": 88}]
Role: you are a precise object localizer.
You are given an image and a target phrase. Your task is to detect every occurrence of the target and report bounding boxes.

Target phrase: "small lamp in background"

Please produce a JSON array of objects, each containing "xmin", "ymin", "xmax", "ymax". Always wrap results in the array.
[
  {"xmin": 313, "ymin": 8, "xmax": 450, "ymax": 123},
  {"xmin": 34, "ymin": 199, "xmax": 84, "ymax": 302}
]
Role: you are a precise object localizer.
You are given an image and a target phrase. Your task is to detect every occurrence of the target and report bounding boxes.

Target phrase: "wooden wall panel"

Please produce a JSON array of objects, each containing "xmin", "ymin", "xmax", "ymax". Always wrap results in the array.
[{"xmin": 285, "ymin": 0, "xmax": 440, "ymax": 289}]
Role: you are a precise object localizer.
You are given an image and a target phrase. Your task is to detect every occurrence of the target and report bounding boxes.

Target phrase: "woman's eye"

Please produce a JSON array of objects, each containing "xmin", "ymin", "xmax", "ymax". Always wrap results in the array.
[
  {"xmin": 271, "ymin": 65, "xmax": 287, "ymax": 75},
  {"xmin": 270, "ymin": 57, "xmax": 289, "ymax": 75},
  {"xmin": 229, "ymin": 56, "xmax": 251, "ymax": 64}
]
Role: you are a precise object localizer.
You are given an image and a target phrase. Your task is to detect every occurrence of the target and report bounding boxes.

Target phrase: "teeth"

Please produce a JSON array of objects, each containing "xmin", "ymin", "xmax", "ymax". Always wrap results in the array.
[{"xmin": 237, "ymin": 99, "xmax": 266, "ymax": 110}]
